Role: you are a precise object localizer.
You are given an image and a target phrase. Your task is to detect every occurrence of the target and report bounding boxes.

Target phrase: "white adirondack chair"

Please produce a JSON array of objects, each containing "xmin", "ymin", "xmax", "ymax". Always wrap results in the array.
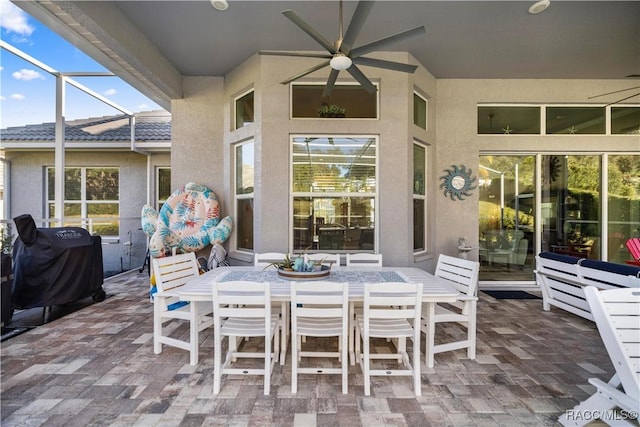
[{"xmin": 558, "ymin": 286, "xmax": 640, "ymax": 426}]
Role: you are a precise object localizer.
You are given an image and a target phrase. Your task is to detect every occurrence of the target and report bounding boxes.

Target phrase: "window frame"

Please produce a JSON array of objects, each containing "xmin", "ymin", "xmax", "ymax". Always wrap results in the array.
[
  {"xmin": 289, "ymin": 134, "xmax": 379, "ymax": 253},
  {"xmin": 413, "ymin": 91, "xmax": 428, "ymax": 130},
  {"xmin": 234, "ymin": 88, "xmax": 254, "ymax": 130},
  {"xmin": 413, "ymin": 140, "xmax": 428, "ymax": 254},
  {"xmin": 46, "ymin": 166, "xmax": 120, "ymax": 238},
  {"xmin": 233, "ymin": 139, "xmax": 255, "ymax": 253},
  {"xmin": 290, "ymin": 82, "xmax": 380, "ymax": 119},
  {"xmin": 156, "ymin": 166, "xmax": 171, "ymax": 211}
]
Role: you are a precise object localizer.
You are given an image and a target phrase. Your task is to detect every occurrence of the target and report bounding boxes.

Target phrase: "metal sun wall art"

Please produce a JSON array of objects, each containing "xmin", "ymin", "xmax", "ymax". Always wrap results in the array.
[{"xmin": 440, "ymin": 165, "xmax": 477, "ymax": 201}]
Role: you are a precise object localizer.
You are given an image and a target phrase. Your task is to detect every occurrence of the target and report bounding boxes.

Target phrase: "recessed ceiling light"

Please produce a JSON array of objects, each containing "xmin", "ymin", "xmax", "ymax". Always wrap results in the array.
[
  {"xmin": 211, "ymin": 0, "xmax": 229, "ymax": 11},
  {"xmin": 529, "ymin": 0, "xmax": 550, "ymax": 14}
]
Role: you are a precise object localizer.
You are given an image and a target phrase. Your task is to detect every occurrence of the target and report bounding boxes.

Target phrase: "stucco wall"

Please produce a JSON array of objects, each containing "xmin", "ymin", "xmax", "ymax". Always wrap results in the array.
[
  {"xmin": 171, "ymin": 52, "xmax": 439, "ymax": 268},
  {"xmin": 5, "ymin": 150, "xmax": 162, "ymax": 275},
  {"xmin": 434, "ymin": 78, "xmax": 640, "ymax": 260}
]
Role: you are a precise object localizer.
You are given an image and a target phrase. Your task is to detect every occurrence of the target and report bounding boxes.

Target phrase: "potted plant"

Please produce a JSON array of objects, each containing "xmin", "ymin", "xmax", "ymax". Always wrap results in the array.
[{"xmin": 318, "ymin": 104, "xmax": 346, "ymax": 118}]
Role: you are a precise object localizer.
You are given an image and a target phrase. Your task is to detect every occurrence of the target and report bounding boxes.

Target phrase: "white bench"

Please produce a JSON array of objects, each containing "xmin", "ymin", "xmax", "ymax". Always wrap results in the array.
[{"xmin": 535, "ymin": 252, "xmax": 640, "ymax": 321}]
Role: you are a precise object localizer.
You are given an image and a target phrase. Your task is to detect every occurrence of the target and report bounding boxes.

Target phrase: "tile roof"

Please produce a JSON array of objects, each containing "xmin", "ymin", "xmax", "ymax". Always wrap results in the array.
[{"xmin": 0, "ymin": 110, "xmax": 171, "ymax": 142}]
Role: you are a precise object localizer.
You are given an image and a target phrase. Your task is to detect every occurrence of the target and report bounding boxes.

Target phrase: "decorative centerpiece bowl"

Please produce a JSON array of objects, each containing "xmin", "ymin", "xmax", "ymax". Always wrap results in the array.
[
  {"xmin": 265, "ymin": 253, "xmax": 333, "ymax": 280},
  {"xmin": 277, "ymin": 265, "xmax": 331, "ymax": 280}
]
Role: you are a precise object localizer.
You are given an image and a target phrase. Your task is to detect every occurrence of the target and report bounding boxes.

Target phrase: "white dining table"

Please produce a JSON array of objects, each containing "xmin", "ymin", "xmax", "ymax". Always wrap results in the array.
[{"xmin": 176, "ymin": 265, "xmax": 459, "ymax": 365}]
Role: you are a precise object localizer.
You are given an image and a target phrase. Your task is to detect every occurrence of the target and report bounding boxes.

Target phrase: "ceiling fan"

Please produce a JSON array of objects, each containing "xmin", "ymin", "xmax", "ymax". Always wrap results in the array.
[
  {"xmin": 587, "ymin": 74, "xmax": 640, "ymax": 106},
  {"xmin": 259, "ymin": 0, "xmax": 425, "ymax": 98}
]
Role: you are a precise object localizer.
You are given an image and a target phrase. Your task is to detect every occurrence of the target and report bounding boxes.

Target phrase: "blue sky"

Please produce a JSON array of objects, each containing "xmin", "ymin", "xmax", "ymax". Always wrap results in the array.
[{"xmin": 0, "ymin": 0, "xmax": 163, "ymax": 129}]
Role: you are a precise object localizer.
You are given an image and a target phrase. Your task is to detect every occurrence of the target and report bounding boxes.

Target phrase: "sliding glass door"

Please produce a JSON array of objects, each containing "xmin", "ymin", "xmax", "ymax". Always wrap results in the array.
[{"xmin": 478, "ymin": 156, "xmax": 535, "ymax": 281}]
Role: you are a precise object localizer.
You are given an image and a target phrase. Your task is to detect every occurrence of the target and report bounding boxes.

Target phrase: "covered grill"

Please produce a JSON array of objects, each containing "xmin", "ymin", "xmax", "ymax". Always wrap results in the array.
[{"xmin": 11, "ymin": 214, "xmax": 105, "ymax": 322}]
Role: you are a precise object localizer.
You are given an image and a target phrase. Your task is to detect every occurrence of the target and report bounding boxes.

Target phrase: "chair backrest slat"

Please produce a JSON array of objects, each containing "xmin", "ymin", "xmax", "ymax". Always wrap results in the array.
[
  {"xmin": 212, "ymin": 281, "xmax": 270, "ymax": 319},
  {"xmin": 363, "ymin": 282, "xmax": 422, "ymax": 321},
  {"xmin": 346, "ymin": 253, "xmax": 383, "ymax": 267},
  {"xmin": 291, "ymin": 281, "xmax": 348, "ymax": 319},
  {"xmin": 254, "ymin": 252, "xmax": 288, "ymax": 268},
  {"xmin": 435, "ymin": 254, "xmax": 479, "ymax": 296},
  {"xmin": 152, "ymin": 252, "xmax": 200, "ymax": 293}
]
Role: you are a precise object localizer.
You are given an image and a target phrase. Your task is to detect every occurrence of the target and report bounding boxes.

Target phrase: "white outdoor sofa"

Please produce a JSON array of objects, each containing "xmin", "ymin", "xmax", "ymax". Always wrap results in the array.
[{"xmin": 534, "ymin": 251, "xmax": 640, "ymax": 321}]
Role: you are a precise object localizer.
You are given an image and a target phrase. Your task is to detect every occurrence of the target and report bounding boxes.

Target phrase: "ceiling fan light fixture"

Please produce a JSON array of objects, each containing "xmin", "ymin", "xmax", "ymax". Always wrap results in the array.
[
  {"xmin": 528, "ymin": 0, "xmax": 550, "ymax": 14},
  {"xmin": 330, "ymin": 54, "xmax": 352, "ymax": 71},
  {"xmin": 210, "ymin": 0, "xmax": 229, "ymax": 11}
]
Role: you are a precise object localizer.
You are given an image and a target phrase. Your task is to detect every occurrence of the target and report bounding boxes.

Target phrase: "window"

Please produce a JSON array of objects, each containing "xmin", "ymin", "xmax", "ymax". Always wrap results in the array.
[
  {"xmin": 291, "ymin": 136, "xmax": 377, "ymax": 252},
  {"xmin": 234, "ymin": 89, "xmax": 254, "ymax": 129},
  {"xmin": 156, "ymin": 167, "xmax": 171, "ymax": 211},
  {"xmin": 546, "ymin": 106, "xmax": 605, "ymax": 134},
  {"xmin": 611, "ymin": 106, "xmax": 640, "ymax": 134},
  {"xmin": 478, "ymin": 106, "xmax": 541, "ymax": 134},
  {"xmin": 413, "ymin": 92, "xmax": 427, "ymax": 130},
  {"xmin": 413, "ymin": 142, "xmax": 427, "ymax": 252},
  {"xmin": 234, "ymin": 141, "xmax": 254, "ymax": 251},
  {"xmin": 47, "ymin": 167, "xmax": 120, "ymax": 236},
  {"xmin": 291, "ymin": 83, "xmax": 378, "ymax": 119}
]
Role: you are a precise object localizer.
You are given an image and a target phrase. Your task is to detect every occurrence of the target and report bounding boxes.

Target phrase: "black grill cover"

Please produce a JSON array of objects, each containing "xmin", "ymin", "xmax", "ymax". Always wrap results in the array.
[{"xmin": 11, "ymin": 214, "xmax": 104, "ymax": 309}]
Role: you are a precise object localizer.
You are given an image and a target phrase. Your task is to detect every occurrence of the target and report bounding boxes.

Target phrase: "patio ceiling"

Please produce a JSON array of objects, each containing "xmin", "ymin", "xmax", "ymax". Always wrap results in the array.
[{"xmin": 15, "ymin": 1, "xmax": 640, "ymax": 111}]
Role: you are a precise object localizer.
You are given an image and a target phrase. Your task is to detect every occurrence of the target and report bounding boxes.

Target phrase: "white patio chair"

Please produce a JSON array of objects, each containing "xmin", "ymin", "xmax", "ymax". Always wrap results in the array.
[
  {"xmin": 355, "ymin": 282, "xmax": 423, "ymax": 396},
  {"xmin": 290, "ymin": 281, "xmax": 349, "ymax": 394},
  {"xmin": 254, "ymin": 252, "xmax": 289, "ymax": 363},
  {"xmin": 420, "ymin": 254, "xmax": 479, "ymax": 368},
  {"xmin": 151, "ymin": 252, "xmax": 213, "ymax": 365},
  {"xmin": 558, "ymin": 286, "xmax": 640, "ymax": 426},
  {"xmin": 211, "ymin": 281, "xmax": 281, "ymax": 395},
  {"xmin": 304, "ymin": 253, "xmax": 341, "ymax": 270},
  {"xmin": 346, "ymin": 253, "xmax": 383, "ymax": 362},
  {"xmin": 346, "ymin": 253, "xmax": 383, "ymax": 267},
  {"xmin": 254, "ymin": 252, "xmax": 289, "ymax": 268}
]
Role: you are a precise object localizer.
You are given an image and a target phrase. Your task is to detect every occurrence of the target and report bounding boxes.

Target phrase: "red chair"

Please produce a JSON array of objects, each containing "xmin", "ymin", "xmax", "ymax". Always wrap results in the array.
[{"xmin": 625, "ymin": 237, "xmax": 640, "ymax": 266}]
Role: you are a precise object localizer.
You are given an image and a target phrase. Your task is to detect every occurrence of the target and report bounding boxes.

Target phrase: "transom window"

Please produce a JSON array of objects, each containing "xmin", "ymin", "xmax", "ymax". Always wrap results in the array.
[
  {"xmin": 291, "ymin": 83, "xmax": 378, "ymax": 119},
  {"xmin": 234, "ymin": 89, "xmax": 254, "ymax": 129},
  {"xmin": 46, "ymin": 167, "xmax": 120, "ymax": 236},
  {"xmin": 291, "ymin": 136, "xmax": 377, "ymax": 252}
]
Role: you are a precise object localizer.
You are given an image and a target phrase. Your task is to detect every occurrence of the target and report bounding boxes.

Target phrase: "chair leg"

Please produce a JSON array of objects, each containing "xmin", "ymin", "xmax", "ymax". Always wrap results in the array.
[
  {"xmin": 213, "ymin": 334, "xmax": 222, "ymax": 394},
  {"xmin": 467, "ymin": 304, "xmax": 477, "ymax": 360},
  {"xmin": 291, "ymin": 330, "xmax": 298, "ymax": 394},
  {"xmin": 412, "ymin": 333, "xmax": 421, "ymax": 397},
  {"xmin": 341, "ymin": 329, "xmax": 348, "ymax": 394},
  {"xmin": 153, "ymin": 300, "xmax": 163, "ymax": 355},
  {"xmin": 264, "ymin": 333, "xmax": 271, "ymax": 396},
  {"xmin": 363, "ymin": 332, "xmax": 371, "ymax": 396}
]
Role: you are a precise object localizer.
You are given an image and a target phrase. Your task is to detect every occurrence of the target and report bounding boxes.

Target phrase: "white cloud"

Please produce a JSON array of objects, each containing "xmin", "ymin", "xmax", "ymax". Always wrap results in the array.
[
  {"xmin": 137, "ymin": 103, "xmax": 149, "ymax": 110},
  {"xmin": 12, "ymin": 69, "xmax": 45, "ymax": 81},
  {"xmin": 0, "ymin": 66, "xmax": 4, "ymax": 72},
  {"xmin": 103, "ymin": 88, "xmax": 117, "ymax": 96},
  {"xmin": 0, "ymin": 95, "xmax": 6, "ymax": 101},
  {"xmin": 0, "ymin": 0, "xmax": 35, "ymax": 36},
  {"xmin": 10, "ymin": 93, "xmax": 25, "ymax": 101}
]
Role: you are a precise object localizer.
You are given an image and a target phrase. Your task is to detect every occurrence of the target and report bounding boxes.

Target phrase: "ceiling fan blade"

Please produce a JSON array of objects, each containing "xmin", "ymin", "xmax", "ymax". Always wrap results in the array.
[
  {"xmin": 322, "ymin": 69, "xmax": 340, "ymax": 98},
  {"xmin": 352, "ymin": 57, "xmax": 418, "ymax": 73},
  {"xmin": 259, "ymin": 50, "xmax": 332, "ymax": 60},
  {"xmin": 280, "ymin": 60, "xmax": 330, "ymax": 85},
  {"xmin": 588, "ymin": 86, "xmax": 640, "ymax": 99},
  {"xmin": 346, "ymin": 64, "xmax": 376, "ymax": 94},
  {"xmin": 350, "ymin": 26, "xmax": 426, "ymax": 58},
  {"xmin": 605, "ymin": 92, "xmax": 640, "ymax": 107},
  {"xmin": 282, "ymin": 10, "xmax": 336, "ymax": 54},
  {"xmin": 341, "ymin": 1, "xmax": 375, "ymax": 54}
]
